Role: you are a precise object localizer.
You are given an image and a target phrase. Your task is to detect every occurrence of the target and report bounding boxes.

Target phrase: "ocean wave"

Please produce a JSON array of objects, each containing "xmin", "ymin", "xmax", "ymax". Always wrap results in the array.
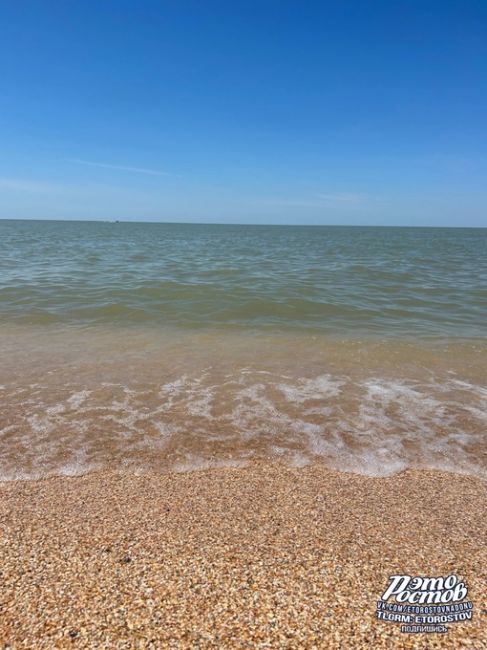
[{"xmin": 1, "ymin": 369, "xmax": 485, "ymax": 481}]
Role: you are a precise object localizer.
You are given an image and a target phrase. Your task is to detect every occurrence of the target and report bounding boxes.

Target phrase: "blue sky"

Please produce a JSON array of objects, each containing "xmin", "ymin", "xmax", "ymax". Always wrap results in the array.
[{"xmin": 1, "ymin": 0, "xmax": 486, "ymax": 226}]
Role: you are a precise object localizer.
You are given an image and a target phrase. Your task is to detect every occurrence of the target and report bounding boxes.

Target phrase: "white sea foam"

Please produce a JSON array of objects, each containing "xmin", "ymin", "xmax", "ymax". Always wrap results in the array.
[
  {"xmin": 67, "ymin": 389, "xmax": 91, "ymax": 409},
  {"xmin": 0, "ymin": 368, "xmax": 485, "ymax": 481},
  {"xmin": 277, "ymin": 374, "xmax": 344, "ymax": 403}
]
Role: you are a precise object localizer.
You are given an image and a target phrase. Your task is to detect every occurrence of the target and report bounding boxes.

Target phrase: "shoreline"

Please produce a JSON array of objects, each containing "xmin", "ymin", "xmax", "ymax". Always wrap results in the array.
[
  {"xmin": 1, "ymin": 464, "xmax": 486, "ymax": 648},
  {"xmin": 2, "ymin": 459, "xmax": 487, "ymax": 485}
]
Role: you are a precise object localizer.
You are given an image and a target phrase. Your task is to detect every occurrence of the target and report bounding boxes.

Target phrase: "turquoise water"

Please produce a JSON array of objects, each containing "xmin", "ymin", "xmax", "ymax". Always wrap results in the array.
[
  {"xmin": 1, "ymin": 220, "xmax": 486, "ymax": 338},
  {"xmin": 0, "ymin": 220, "xmax": 486, "ymax": 480}
]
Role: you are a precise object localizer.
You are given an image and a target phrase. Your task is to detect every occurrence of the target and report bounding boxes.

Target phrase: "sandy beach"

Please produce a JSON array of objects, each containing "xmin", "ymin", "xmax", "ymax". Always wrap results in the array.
[{"xmin": 0, "ymin": 464, "xmax": 485, "ymax": 649}]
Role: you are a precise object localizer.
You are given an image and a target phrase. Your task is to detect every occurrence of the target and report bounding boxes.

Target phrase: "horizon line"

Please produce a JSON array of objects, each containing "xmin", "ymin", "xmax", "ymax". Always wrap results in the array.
[{"xmin": 0, "ymin": 217, "xmax": 486, "ymax": 229}]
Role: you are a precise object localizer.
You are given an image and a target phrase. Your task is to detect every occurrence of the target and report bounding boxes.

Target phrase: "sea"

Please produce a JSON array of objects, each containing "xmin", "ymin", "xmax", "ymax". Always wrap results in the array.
[{"xmin": 0, "ymin": 219, "xmax": 486, "ymax": 480}]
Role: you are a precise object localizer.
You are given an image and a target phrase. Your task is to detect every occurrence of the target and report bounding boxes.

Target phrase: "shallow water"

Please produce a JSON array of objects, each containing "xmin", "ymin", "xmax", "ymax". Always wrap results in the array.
[{"xmin": 0, "ymin": 221, "xmax": 486, "ymax": 479}]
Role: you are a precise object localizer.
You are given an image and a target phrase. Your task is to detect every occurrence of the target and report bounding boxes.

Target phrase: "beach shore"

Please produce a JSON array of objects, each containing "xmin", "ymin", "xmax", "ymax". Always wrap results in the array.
[{"xmin": 0, "ymin": 465, "xmax": 485, "ymax": 649}]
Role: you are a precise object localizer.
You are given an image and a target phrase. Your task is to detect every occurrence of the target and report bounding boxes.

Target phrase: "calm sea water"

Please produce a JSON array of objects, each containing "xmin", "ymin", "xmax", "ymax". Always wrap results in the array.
[
  {"xmin": 1, "ymin": 220, "xmax": 487, "ymax": 337},
  {"xmin": 0, "ymin": 220, "xmax": 486, "ymax": 479}
]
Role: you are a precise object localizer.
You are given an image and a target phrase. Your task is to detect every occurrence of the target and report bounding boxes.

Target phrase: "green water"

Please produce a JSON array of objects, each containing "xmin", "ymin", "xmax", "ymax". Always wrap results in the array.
[
  {"xmin": 0, "ymin": 220, "xmax": 486, "ymax": 480},
  {"xmin": 1, "ymin": 220, "xmax": 486, "ymax": 338}
]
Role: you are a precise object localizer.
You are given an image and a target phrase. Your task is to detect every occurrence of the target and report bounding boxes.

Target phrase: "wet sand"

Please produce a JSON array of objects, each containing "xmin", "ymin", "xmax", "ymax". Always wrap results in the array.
[{"xmin": 0, "ymin": 464, "xmax": 486, "ymax": 649}]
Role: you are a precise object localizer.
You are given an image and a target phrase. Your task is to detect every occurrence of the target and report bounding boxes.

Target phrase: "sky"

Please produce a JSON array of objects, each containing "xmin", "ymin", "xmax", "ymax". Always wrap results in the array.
[{"xmin": 0, "ymin": 0, "xmax": 486, "ymax": 226}]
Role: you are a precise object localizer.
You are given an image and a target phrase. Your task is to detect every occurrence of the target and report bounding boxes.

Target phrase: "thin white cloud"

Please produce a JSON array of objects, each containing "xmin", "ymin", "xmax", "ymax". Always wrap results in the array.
[
  {"xmin": 0, "ymin": 178, "xmax": 62, "ymax": 193},
  {"xmin": 67, "ymin": 158, "xmax": 173, "ymax": 176},
  {"xmin": 316, "ymin": 192, "xmax": 367, "ymax": 203},
  {"xmin": 259, "ymin": 192, "xmax": 375, "ymax": 209},
  {"xmin": 259, "ymin": 198, "xmax": 325, "ymax": 208}
]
